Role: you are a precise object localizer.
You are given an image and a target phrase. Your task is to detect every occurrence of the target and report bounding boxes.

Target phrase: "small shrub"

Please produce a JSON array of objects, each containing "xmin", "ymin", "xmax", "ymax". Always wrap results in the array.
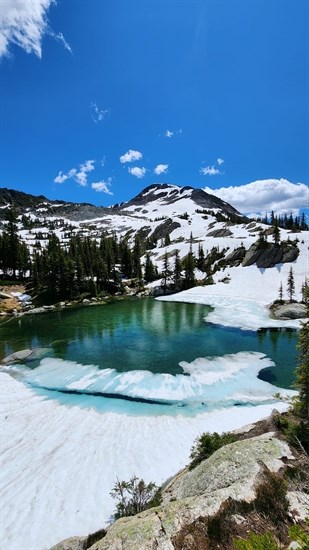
[
  {"xmin": 189, "ymin": 431, "xmax": 238, "ymax": 470},
  {"xmin": 234, "ymin": 531, "xmax": 278, "ymax": 549},
  {"xmin": 110, "ymin": 476, "xmax": 160, "ymax": 519},
  {"xmin": 289, "ymin": 519, "xmax": 309, "ymax": 549},
  {"xmin": 254, "ymin": 469, "xmax": 289, "ymax": 525}
]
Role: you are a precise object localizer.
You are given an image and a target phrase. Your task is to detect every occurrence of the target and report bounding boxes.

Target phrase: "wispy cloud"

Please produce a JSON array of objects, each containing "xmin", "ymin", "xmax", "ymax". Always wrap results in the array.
[
  {"xmin": 120, "ymin": 149, "xmax": 142, "ymax": 163},
  {"xmin": 154, "ymin": 164, "xmax": 169, "ymax": 175},
  {"xmin": 163, "ymin": 129, "xmax": 182, "ymax": 138},
  {"xmin": 203, "ymin": 178, "xmax": 309, "ymax": 216},
  {"xmin": 54, "ymin": 160, "xmax": 95, "ymax": 187},
  {"xmin": 90, "ymin": 102, "xmax": 109, "ymax": 123},
  {"xmin": 91, "ymin": 179, "xmax": 113, "ymax": 195},
  {"xmin": 200, "ymin": 166, "xmax": 221, "ymax": 176},
  {"xmin": 0, "ymin": 0, "xmax": 71, "ymax": 58},
  {"xmin": 200, "ymin": 157, "xmax": 224, "ymax": 176},
  {"xmin": 49, "ymin": 30, "xmax": 72, "ymax": 53},
  {"xmin": 128, "ymin": 166, "xmax": 146, "ymax": 178}
]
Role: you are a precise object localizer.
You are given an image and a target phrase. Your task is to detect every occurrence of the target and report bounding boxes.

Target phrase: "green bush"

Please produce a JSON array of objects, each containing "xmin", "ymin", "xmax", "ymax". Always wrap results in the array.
[
  {"xmin": 110, "ymin": 476, "xmax": 161, "ymax": 519},
  {"xmin": 189, "ymin": 431, "xmax": 238, "ymax": 470},
  {"xmin": 289, "ymin": 520, "xmax": 309, "ymax": 549},
  {"xmin": 234, "ymin": 531, "xmax": 278, "ymax": 549}
]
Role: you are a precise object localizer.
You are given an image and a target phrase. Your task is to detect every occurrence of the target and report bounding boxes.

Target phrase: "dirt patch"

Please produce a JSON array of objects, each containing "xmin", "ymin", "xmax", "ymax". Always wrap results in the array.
[{"xmin": 0, "ymin": 285, "xmax": 26, "ymax": 313}]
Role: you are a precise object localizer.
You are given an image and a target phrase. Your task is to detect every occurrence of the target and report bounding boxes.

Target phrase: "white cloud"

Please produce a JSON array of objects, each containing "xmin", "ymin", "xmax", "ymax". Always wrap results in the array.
[
  {"xmin": 163, "ymin": 129, "xmax": 182, "ymax": 138},
  {"xmin": 0, "ymin": 0, "xmax": 71, "ymax": 58},
  {"xmin": 203, "ymin": 178, "xmax": 309, "ymax": 216},
  {"xmin": 200, "ymin": 165, "xmax": 221, "ymax": 176},
  {"xmin": 54, "ymin": 160, "xmax": 95, "ymax": 187},
  {"xmin": 217, "ymin": 158, "xmax": 224, "ymax": 165},
  {"xmin": 120, "ymin": 149, "xmax": 142, "ymax": 163},
  {"xmin": 74, "ymin": 160, "xmax": 95, "ymax": 186},
  {"xmin": 128, "ymin": 166, "xmax": 146, "ymax": 179},
  {"xmin": 91, "ymin": 179, "xmax": 113, "ymax": 195},
  {"xmin": 90, "ymin": 102, "xmax": 109, "ymax": 123},
  {"xmin": 154, "ymin": 164, "xmax": 169, "ymax": 175},
  {"xmin": 49, "ymin": 30, "xmax": 72, "ymax": 53}
]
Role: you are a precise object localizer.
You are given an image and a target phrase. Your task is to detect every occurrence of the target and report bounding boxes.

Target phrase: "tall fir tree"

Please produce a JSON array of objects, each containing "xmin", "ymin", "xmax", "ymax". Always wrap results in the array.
[
  {"xmin": 287, "ymin": 266, "xmax": 295, "ymax": 302},
  {"xmin": 294, "ymin": 287, "xmax": 309, "ymax": 420}
]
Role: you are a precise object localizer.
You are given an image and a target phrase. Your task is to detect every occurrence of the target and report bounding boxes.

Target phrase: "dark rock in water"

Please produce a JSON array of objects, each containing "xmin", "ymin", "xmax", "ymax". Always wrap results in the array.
[
  {"xmin": 25, "ymin": 307, "xmax": 47, "ymax": 315},
  {"xmin": 2, "ymin": 349, "xmax": 34, "ymax": 364},
  {"xmin": 2, "ymin": 347, "xmax": 51, "ymax": 365}
]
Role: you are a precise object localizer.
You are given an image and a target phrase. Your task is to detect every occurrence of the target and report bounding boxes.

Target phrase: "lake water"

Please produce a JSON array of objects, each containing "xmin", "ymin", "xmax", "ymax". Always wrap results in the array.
[{"xmin": 0, "ymin": 298, "xmax": 297, "ymax": 415}]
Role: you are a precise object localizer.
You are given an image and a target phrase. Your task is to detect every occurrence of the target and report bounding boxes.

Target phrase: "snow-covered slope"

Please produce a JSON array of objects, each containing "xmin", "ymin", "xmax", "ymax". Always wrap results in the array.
[{"xmin": 1, "ymin": 183, "xmax": 308, "ymax": 302}]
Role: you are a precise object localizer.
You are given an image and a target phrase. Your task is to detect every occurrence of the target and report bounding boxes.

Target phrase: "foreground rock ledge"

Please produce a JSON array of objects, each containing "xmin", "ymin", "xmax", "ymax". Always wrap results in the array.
[{"xmin": 50, "ymin": 432, "xmax": 303, "ymax": 550}]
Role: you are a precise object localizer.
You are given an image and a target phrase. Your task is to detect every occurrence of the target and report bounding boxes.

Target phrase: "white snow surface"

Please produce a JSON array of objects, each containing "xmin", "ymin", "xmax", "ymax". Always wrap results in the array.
[{"xmin": 1, "ymin": 372, "xmax": 290, "ymax": 550}]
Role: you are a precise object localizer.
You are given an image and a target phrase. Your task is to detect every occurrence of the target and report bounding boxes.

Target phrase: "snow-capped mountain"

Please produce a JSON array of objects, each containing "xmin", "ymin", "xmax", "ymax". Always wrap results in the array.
[{"xmin": 0, "ymin": 183, "xmax": 308, "ymax": 301}]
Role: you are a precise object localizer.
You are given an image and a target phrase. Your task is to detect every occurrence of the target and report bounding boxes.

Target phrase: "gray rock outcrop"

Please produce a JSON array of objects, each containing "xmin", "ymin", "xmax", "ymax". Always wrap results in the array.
[
  {"xmin": 51, "ymin": 433, "xmax": 297, "ymax": 550},
  {"xmin": 271, "ymin": 303, "xmax": 307, "ymax": 320},
  {"xmin": 242, "ymin": 242, "xmax": 299, "ymax": 268}
]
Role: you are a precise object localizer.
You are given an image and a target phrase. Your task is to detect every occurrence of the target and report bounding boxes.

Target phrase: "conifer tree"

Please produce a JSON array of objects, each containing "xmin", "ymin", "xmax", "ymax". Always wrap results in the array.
[
  {"xmin": 173, "ymin": 249, "xmax": 182, "ymax": 290},
  {"xmin": 144, "ymin": 253, "xmax": 156, "ymax": 282},
  {"xmin": 272, "ymin": 220, "xmax": 280, "ymax": 244},
  {"xmin": 278, "ymin": 281, "xmax": 283, "ymax": 302},
  {"xmin": 161, "ymin": 252, "xmax": 171, "ymax": 294},
  {"xmin": 294, "ymin": 287, "xmax": 309, "ymax": 420},
  {"xmin": 287, "ymin": 266, "xmax": 295, "ymax": 302}
]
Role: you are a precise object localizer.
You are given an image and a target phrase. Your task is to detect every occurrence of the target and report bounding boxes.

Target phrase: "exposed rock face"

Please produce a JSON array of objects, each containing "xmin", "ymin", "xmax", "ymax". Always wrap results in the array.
[
  {"xmin": 206, "ymin": 228, "xmax": 232, "ymax": 238},
  {"xmin": 225, "ymin": 246, "xmax": 246, "ymax": 265},
  {"xmin": 52, "ymin": 433, "xmax": 296, "ymax": 550},
  {"xmin": 151, "ymin": 218, "xmax": 181, "ymax": 241},
  {"xmin": 162, "ymin": 433, "xmax": 293, "ymax": 504},
  {"xmin": 242, "ymin": 242, "xmax": 299, "ymax": 268},
  {"xmin": 271, "ymin": 303, "xmax": 307, "ymax": 320}
]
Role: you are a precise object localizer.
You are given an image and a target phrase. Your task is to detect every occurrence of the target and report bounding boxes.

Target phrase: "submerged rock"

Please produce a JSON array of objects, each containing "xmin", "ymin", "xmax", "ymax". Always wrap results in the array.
[
  {"xmin": 1, "ymin": 347, "xmax": 51, "ymax": 365},
  {"xmin": 2, "ymin": 349, "xmax": 34, "ymax": 364}
]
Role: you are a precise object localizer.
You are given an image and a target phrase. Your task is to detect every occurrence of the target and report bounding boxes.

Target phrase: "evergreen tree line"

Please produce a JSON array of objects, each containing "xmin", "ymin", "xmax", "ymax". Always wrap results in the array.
[
  {"xmin": 0, "ymin": 208, "xmax": 227, "ymax": 300},
  {"xmin": 257, "ymin": 211, "xmax": 308, "ymax": 231}
]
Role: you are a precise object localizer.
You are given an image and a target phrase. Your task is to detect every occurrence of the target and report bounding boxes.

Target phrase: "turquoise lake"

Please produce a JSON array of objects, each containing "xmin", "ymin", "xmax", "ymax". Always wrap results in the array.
[{"xmin": 0, "ymin": 297, "xmax": 297, "ymax": 390}]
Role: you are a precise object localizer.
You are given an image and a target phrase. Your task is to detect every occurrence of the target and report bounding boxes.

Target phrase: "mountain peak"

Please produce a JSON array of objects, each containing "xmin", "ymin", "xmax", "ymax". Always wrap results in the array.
[{"xmin": 122, "ymin": 182, "xmax": 243, "ymax": 218}]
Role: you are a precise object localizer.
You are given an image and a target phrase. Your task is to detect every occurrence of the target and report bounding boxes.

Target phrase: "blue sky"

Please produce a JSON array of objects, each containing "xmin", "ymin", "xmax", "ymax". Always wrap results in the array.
[{"xmin": 0, "ymin": 0, "xmax": 308, "ymax": 216}]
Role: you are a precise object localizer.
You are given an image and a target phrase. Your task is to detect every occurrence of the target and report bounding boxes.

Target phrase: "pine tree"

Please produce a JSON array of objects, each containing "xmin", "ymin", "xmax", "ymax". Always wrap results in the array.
[
  {"xmin": 197, "ymin": 244, "xmax": 205, "ymax": 271},
  {"xmin": 278, "ymin": 281, "xmax": 283, "ymax": 302},
  {"xmin": 287, "ymin": 266, "xmax": 295, "ymax": 302},
  {"xmin": 272, "ymin": 220, "xmax": 280, "ymax": 244},
  {"xmin": 161, "ymin": 252, "xmax": 171, "ymax": 294},
  {"xmin": 294, "ymin": 287, "xmax": 309, "ymax": 419},
  {"xmin": 183, "ymin": 241, "xmax": 196, "ymax": 290},
  {"xmin": 144, "ymin": 253, "xmax": 156, "ymax": 283},
  {"xmin": 173, "ymin": 249, "xmax": 182, "ymax": 290}
]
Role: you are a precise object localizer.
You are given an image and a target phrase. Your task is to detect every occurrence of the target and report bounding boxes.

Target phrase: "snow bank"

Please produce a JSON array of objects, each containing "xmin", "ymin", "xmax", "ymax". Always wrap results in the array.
[{"xmin": 0, "ymin": 372, "xmax": 290, "ymax": 550}]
